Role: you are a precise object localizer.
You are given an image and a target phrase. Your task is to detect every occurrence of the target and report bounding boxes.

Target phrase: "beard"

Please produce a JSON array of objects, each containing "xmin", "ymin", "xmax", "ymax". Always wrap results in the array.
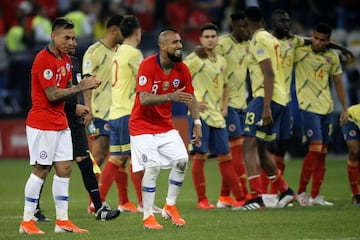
[{"xmin": 168, "ymin": 52, "xmax": 182, "ymax": 62}]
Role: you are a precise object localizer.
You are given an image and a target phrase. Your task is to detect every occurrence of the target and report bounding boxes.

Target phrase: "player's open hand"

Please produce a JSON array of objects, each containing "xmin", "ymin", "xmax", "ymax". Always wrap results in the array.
[
  {"xmin": 194, "ymin": 45, "xmax": 207, "ymax": 59},
  {"xmin": 80, "ymin": 75, "xmax": 102, "ymax": 90},
  {"xmin": 261, "ymin": 106, "xmax": 273, "ymax": 126},
  {"xmin": 75, "ymin": 104, "xmax": 90, "ymax": 118},
  {"xmin": 191, "ymin": 124, "xmax": 202, "ymax": 145},
  {"xmin": 339, "ymin": 109, "xmax": 349, "ymax": 126},
  {"xmin": 340, "ymin": 49, "xmax": 354, "ymax": 63},
  {"xmin": 170, "ymin": 87, "xmax": 193, "ymax": 104},
  {"xmin": 198, "ymin": 101, "xmax": 208, "ymax": 112}
]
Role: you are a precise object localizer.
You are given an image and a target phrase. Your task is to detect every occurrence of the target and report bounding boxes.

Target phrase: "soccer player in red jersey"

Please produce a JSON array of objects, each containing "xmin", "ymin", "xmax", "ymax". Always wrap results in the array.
[
  {"xmin": 19, "ymin": 17, "xmax": 101, "ymax": 235},
  {"xmin": 129, "ymin": 28, "xmax": 201, "ymax": 229}
]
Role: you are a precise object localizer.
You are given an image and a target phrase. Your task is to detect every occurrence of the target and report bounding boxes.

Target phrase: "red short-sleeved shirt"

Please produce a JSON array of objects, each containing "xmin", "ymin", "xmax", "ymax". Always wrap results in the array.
[
  {"xmin": 26, "ymin": 48, "xmax": 72, "ymax": 130},
  {"xmin": 129, "ymin": 54, "xmax": 193, "ymax": 135}
]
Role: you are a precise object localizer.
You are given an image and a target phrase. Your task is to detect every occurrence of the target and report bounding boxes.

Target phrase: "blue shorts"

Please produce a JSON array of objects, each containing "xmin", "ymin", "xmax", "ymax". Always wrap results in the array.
[
  {"xmin": 93, "ymin": 118, "xmax": 110, "ymax": 137},
  {"xmin": 188, "ymin": 117, "xmax": 230, "ymax": 155},
  {"xmin": 109, "ymin": 116, "xmax": 130, "ymax": 155},
  {"xmin": 300, "ymin": 110, "xmax": 333, "ymax": 144},
  {"xmin": 242, "ymin": 97, "xmax": 286, "ymax": 143},
  {"xmin": 342, "ymin": 120, "xmax": 359, "ymax": 141},
  {"xmin": 225, "ymin": 107, "xmax": 246, "ymax": 139}
]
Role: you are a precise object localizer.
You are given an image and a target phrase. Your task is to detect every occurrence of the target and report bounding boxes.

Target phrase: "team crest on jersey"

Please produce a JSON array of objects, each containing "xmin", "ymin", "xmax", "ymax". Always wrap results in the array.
[
  {"xmin": 141, "ymin": 154, "xmax": 148, "ymax": 163},
  {"xmin": 43, "ymin": 69, "xmax": 53, "ymax": 80},
  {"xmin": 350, "ymin": 130, "xmax": 357, "ymax": 137},
  {"xmin": 40, "ymin": 151, "xmax": 47, "ymax": 159},
  {"xmin": 288, "ymin": 42, "xmax": 294, "ymax": 48},
  {"xmin": 256, "ymin": 48, "xmax": 264, "ymax": 55},
  {"xmin": 84, "ymin": 59, "xmax": 92, "ymax": 69},
  {"xmin": 163, "ymin": 81, "xmax": 170, "ymax": 90},
  {"xmin": 139, "ymin": 76, "xmax": 147, "ymax": 86},
  {"xmin": 307, "ymin": 129, "xmax": 313, "ymax": 137},
  {"xmin": 66, "ymin": 63, "xmax": 71, "ymax": 72},
  {"xmin": 172, "ymin": 78, "xmax": 180, "ymax": 88},
  {"xmin": 61, "ymin": 66, "xmax": 66, "ymax": 76}
]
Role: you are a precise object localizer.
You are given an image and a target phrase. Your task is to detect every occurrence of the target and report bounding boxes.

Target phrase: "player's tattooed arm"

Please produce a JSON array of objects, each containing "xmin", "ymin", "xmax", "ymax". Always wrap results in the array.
[{"xmin": 139, "ymin": 87, "xmax": 193, "ymax": 106}]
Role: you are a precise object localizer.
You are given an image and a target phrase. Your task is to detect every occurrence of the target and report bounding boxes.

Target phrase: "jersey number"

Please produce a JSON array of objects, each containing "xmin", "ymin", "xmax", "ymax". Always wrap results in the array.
[
  {"xmin": 151, "ymin": 83, "xmax": 159, "ymax": 95},
  {"xmin": 245, "ymin": 112, "xmax": 256, "ymax": 125},
  {"xmin": 313, "ymin": 68, "xmax": 324, "ymax": 80}
]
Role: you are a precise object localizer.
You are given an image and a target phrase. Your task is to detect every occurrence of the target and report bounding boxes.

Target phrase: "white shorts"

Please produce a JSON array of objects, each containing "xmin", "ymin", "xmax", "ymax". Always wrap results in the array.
[
  {"xmin": 26, "ymin": 126, "xmax": 73, "ymax": 165},
  {"xmin": 130, "ymin": 129, "xmax": 188, "ymax": 172}
]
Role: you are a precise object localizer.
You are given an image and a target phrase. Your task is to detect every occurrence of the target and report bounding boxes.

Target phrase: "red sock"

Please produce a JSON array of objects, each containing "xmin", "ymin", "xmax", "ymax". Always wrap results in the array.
[
  {"xmin": 311, "ymin": 153, "xmax": 326, "ymax": 198},
  {"xmin": 99, "ymin": 161, "xmax": 116, "ymax": 202},
  {"xmin": 269, "ymin": 169, "xmax": 288, "ymax": 193},
  {"xmin": 230, "ymin": 139, "xmax": 249, "ymax": 195},
  {"xmin": 218, "ymin": 159, "xmax": 244, "ymax": 201},
  {"xmin": 348, "ymin": 160, "xmax": 360, "ymax": 195},
  {"xmin": 269, "ymin": 154, "xmax": 285, "ymax": 194},
  {"xmin": 298, "ymin": 151, "xmax": 321, "ymax": 194},
  {"xmin": 260, "ymin": 168, "xmax": 269, "ymax": 193},
  {"xmin": 114, "ymin": 164, "xmax": 129, "ymax": 205},
  {"xmin": 248, "ymin": 175, "xmax": 263, "ymax": 199},
  {"xmin": 192, "ymin": 157, "xmax": 206, "ymax": 202},
  {"xmin": 219, "ymin": 178, "xmax": 229, "ymax": 197},
  {"xmin": 130, "ymin": 162, "xmax": 143, "ymax": 205}
]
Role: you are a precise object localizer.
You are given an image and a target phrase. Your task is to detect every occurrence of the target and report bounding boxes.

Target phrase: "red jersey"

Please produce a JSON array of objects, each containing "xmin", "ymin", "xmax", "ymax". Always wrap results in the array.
[
  {"xmin": 129, "ymin": 54, "xmax": 193, "ymax": 135},
  {"xmin": 26, "ymin": 48, "xmax": 72, "ymax": 130}
]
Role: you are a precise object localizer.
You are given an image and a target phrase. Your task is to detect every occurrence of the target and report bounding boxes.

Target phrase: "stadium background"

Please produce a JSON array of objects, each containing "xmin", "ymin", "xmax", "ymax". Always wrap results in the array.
[{"xmin": 0, "ymin": 0, "xmax": 359, "ymax": 158}]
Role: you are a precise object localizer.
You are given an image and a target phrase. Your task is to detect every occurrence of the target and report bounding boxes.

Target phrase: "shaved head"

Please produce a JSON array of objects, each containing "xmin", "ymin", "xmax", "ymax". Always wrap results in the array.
[{"xmin": 158, "ymin": 28, "xmax": 178, "ymax": 45}]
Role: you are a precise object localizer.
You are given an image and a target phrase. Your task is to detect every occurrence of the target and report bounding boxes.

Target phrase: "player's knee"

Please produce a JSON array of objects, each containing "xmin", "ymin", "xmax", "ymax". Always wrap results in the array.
[
  {"xmin": 144, "ymin": 163, "xmax": 160, "ymax": 180},
  {"xmin": 348, "ymin": 150, "xmax": 359, "ymax": 161},
  {"xmin": 109, "ymin": 155, "xmax": 128, "ymax": 167},
  {"xmin": 175, "ymin": 158, "xmax": 188, "ymax": 173},
  {"xmin": 243, "ymin": 136, "xmax": 257, "ymax": 150}
]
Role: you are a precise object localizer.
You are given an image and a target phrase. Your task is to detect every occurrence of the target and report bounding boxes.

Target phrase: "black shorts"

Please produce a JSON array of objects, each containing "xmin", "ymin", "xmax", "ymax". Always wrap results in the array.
[{"xmin": 70, "ymin": 117, "xmax": 89, "ymax": 158}]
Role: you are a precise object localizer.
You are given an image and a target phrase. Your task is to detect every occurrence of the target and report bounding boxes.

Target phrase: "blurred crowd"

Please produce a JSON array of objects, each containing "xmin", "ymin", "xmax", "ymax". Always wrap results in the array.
[{"xmin": 0, "ymin": 0, "xmax": 359, "ymax": 117}]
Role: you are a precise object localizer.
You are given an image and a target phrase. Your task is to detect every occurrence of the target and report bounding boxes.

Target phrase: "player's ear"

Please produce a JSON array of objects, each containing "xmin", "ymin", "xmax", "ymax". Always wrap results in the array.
[{"xmin": 158, "ymin": 42, "xmax": 165, "ymax": 51}]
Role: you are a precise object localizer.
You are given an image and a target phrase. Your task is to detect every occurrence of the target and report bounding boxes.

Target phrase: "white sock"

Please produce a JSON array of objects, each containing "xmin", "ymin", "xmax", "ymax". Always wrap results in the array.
[
  {"xmin": 166, "ymin": 167, "xmax": 185, "ymax": 206},
  {"xmin": 52, "ymin": 175, "xmax": 69, "ymax": 221},
  {"xmin": 23, "ymin": 173, "xmax": 44, "ymax": 221},
  {"xmin": 142, "ymin": 166, "xmax": 160, "ymax": 220}
]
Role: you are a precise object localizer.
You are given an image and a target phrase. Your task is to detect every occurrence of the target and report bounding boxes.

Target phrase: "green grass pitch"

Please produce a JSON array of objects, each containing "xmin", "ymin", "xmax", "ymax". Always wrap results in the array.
[{"xmin": 0, "ymin": 157, "xmax": 359, "ymax": 240}]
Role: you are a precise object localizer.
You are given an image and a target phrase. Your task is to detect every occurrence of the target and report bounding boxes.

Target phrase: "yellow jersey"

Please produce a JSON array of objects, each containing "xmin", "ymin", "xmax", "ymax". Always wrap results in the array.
[{"xmin": 216, "ymin": 33, "xmax": 249, "ymax": 110}]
